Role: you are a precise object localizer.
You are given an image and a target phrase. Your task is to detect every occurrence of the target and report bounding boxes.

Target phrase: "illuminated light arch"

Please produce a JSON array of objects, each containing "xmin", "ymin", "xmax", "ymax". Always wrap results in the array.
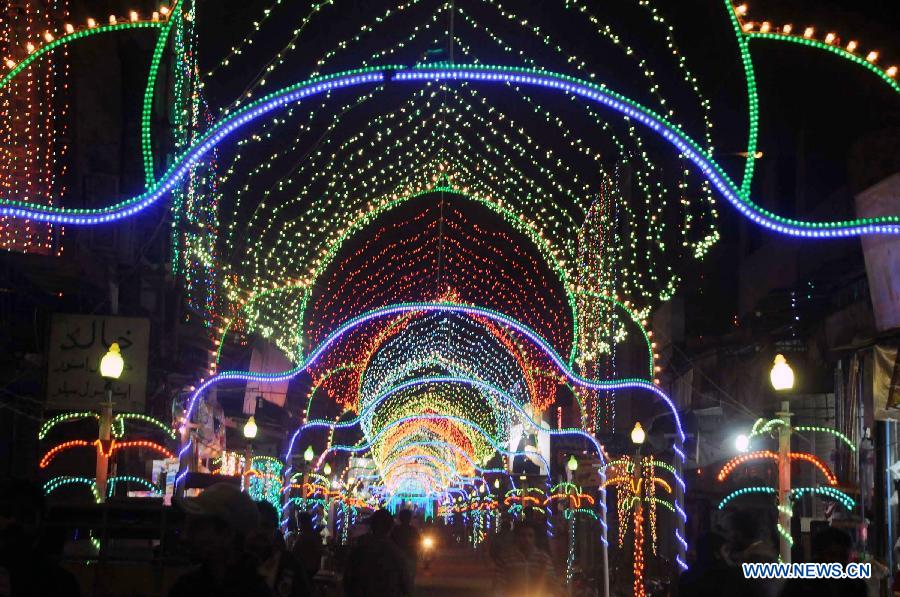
[
  {"xmin": 311, "ymin": 413, "xmax": 611, "ymax": 541},
  {"xmin": 306, "ymin": 375, "xmax": 594, "ymax": 444},
  {"xmin": 295, "ymin": 186, "xmax": 580, "ymax": 364},
  {"xmin": 263, "ymin": 306, "xmax": 595, "ymax": 430},
  {"xmin": 382, "ymin": 447, "xmax": 472, "ymax": 480},
  {"xmin": 288, "ymin": 376, "xmax": 604, "ymax": 479},
  {"xmin": 1, "ymin": 65, "xmax": 894, "ymax": 236},
  {"xmin": 716, "ymin": 450, "xmax": 838, "ymax": 485},
  {"xmin": 372, "ymin": 415, "xmax": 484, "ymax": 470},
  {"xmin": 379, "ymin": 440, "xmax": 510, "ymax": 476},
  {"xmin": 379, "ymin": 454, "xmax": 462, "ymax": 489},
  {"xmin": 185, "ymin": 302, "xmax": 685, "ymax": 441},
  {"xmin": 318, "ymin": 414, "xmax": 553, "ymax": 475},
  {"xmin": 350, "ymin": 313, "xmax": 554, "ymax": 418},
  {"xmin": 214, "ymin": 183, "xmax": 605, "ymax": 370}
]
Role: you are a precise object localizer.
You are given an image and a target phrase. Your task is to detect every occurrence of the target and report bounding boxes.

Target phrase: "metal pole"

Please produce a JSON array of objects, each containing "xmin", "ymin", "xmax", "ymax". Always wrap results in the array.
[
  {"xmin": 244, "ymin": 443, "xmax": 253, "ymax": 492},
  {"xmin": 599, "ymin": 466, "xmax": 610, "ymax": 597},
  {"xmin": 96, "ymin": 383, "xmax": 114, "ymax": 503},
  {"xmin": 777, "ymin": 400, "xmax": 792, "ymax": 563},
  {"xmin": 885, "ymin": 421, "xmax": 895, "ymax": 576},
  {"xmin": 674, "ymin": 438, "xmax": 686, "ymax": 568},
  {"xmin": 633, "ymin": 448, "xmax": 646, "ymax": 597},
  {"xmin": 302, "ymin": 463, "xmax": 309, "ymax": 501}
]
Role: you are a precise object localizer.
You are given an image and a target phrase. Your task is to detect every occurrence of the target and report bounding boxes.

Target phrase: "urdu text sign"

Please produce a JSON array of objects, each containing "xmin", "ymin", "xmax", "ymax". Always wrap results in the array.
[{"xmin": 46, "ymin": 314, "xmax": 149, "ymax": 412}]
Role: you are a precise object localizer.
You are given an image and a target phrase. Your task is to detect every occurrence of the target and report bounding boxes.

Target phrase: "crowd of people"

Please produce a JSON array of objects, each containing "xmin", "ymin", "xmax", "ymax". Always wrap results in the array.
[
  {"xmin": 169, "ymin": 483, "xmax": 433, "ymax": 597},
  {"xmin": 677, "ymin": 511, "xmax": 875, "ymax": 597},
  {"xmin": 168, "ymin": 484, "xmax": 570, "ymax": 597},
  {"xmin": 2, "ymin": 479, "xmax": 893, "ymax": 597}
]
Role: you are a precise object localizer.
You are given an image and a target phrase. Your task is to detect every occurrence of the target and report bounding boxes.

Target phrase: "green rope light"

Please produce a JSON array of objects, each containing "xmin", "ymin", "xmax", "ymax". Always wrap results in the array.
[
  {"xmin": 141, "ymin": 0, "xmax": 185, "ymax": 186},
  {"xmin": 0, "ymin": 22, "xmax": 164, "ymax": 91},
  {"xmin": 114, "ymin": 413, "xmax": 177, "ymax": 439},
  {"xmin": 793, "ymin": 426, "xmax": 856, "ymax": 452},
  {"xmin": 745, "ymin": 33, "xmax": 899, "ymax": 95},
  {"xmin": 38, "ymin": 412, "xmax": 99, "ymax": 440},
  {"xmin": 723, "ymin": 0, "xmax": 761, "ymax": 199},
  {"xmin": 646, "ymin": 497, "xmax": 675, "ymax": 513}
]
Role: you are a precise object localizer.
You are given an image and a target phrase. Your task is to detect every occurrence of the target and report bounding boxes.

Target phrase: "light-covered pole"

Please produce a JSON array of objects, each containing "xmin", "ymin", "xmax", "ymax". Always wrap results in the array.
[
  {"xmin": 631, "ymin": 422, "xmax": 647, "ymax": 597},
  {"xmin": 243, "ymin": 415, "xmax": 258, "ymax": 492},
  {"xmin": 97, "ymin": 343, "xmax": 124, "ymax": 503},
  {"xmin": 770, "ymin": 354, "xmax": 795, "ymax": 563}
]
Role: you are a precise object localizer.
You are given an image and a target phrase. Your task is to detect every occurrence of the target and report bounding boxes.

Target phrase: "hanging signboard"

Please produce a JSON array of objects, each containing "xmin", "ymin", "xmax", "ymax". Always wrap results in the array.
[{"xmin": 45, "ymin": 313, "xmax": 149, "ymax": 412}]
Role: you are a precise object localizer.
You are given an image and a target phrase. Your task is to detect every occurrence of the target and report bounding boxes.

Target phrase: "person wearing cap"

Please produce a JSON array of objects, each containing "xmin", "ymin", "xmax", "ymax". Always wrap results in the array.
[
  {"xmin": 168, "ymin": 482, "xmax": 271, "ymax": 597},
  {"xmin": 343, "ymin": 509, "xmax": 412, "ymax": 597}
]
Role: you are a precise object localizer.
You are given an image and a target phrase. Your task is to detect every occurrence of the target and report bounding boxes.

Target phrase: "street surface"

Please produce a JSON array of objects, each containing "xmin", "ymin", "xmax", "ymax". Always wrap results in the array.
[{"xmin": 415, "ymin": 546, "xmax": 493, "ymax": 596}]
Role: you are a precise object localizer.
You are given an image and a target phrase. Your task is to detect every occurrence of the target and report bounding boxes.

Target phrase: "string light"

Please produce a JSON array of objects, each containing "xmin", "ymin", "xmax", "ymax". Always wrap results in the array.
[
  {"xmin": 717, "ymin": 450, "xmax": 837, "ymax": 485},
  {"xmin": 39, "ymin": 439, "xmax": 173, "ymax": 468}
]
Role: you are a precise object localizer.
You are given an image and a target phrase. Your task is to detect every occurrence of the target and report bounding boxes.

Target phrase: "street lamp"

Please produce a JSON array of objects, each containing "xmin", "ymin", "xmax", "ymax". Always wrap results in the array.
[
  {"xmin": 243, "ymin": 416, "xmax": 258, "ymax": 439},
  {"xmin": 243, "ymin": 416, "xmax": 258, "ymax": 492},
  {"xmin": 323, "ymin": 462, "xmax": 332, "ymax": 476},
  {"xmin": 770, "ymin": 354, "xmax": 794, "ymax": 562},
  {"xmin": 631, "ymin": 423, "xmax": 647, "ymax": 596},
  {"xmin": 96, "ymin": 343, "xmax": 124, "ymax": 503},
  {"xmin": 734, "ymin": 433, "xmax": 750, "ymax": 453},
  {"xmin": 99, "ymin": 343, "xmax": 125, "ymax": 379},
  {"xmin": 630, "ymin": 422, "xmax": 646, "ymax": 445},
  {"xmin": 770, "ymin": 354, "xmax": 794, "ymax": 391},
  {"xmin": 566, "ymin": 455, "xmax": 579, "ymax": 472}
]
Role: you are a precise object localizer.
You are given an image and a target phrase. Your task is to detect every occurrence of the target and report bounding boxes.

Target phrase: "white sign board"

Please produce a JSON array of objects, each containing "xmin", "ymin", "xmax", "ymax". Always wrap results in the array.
[
  {"xmin": 508, "ymin": 418, "xmax": 551, "ymax": 476},
  {"xmin": 46, "ymin": 314, "xmax": 149, "ymax": 412}
]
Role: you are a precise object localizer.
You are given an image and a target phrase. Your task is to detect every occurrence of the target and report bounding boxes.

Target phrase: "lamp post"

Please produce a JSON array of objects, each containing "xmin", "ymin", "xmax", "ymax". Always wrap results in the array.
[
  {"xmin": 302, "ymin": 445, "xmax": 314, "ymax": 500},
  {"xmin": 631, "ymin": 422, "xmax": 646, "ymax": 597},
  {"xmin": 771, "ymin": 354, "xmax": 794, "ymax": 563},
  {"xmin": 564, "ymin": 454, "xmax": 579, "ymax": 584},
  {"xmin": 243, "ymin": 416, "xmax": 258, "ymax": 492},
  {"xmin": 97, "ymin": 343, "xmax": 124, "ymax": 503}
]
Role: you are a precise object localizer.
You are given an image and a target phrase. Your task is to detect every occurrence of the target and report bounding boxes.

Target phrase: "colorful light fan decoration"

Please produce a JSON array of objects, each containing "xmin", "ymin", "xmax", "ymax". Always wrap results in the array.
[{"xmin": 716, "ymin": 419, "xmax": 856, "ymax": 551}]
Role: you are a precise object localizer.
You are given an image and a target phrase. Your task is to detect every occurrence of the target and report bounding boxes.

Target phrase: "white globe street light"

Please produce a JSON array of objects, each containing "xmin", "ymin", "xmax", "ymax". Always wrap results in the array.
[
  {"xmin": 243, "ymin": 415, "xmax": 258, "ymax": 439},
  {"xmin": 630, "ymin": 422, "xmax": 646, "ymax": 445},
  {"xmin": 770, "ymin": 354, "xmax": 795, "ymax": 391},
  {"xmin": 734, "ymin": 433, "xmax": 750, "ymax": 453},
  {"xmin": 100, "ymin": 343, "xmax": 125, "ymax": 379}
]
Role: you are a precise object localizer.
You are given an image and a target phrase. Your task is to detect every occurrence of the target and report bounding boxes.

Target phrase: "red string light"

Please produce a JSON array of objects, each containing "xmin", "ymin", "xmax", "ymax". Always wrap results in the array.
[
  {"xmin": 717, "ymin": 450, "xmax": 837, "ymax": 485},
  {"xmin": 39, "ymin": 440, "xmax": 92, "ymax": 468}
]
